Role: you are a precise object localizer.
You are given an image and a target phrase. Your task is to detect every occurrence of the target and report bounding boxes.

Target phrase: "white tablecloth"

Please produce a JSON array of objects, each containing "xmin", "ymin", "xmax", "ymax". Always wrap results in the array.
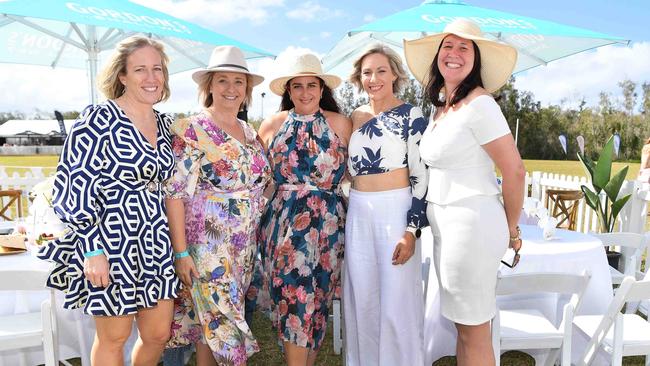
[
  {"xmin": 0, "ymin": 251, "xmax": 97, "ymax": 366},
  {"xmin": 422, "ymin": 224, "xmax": 613, "ymax": 365}
]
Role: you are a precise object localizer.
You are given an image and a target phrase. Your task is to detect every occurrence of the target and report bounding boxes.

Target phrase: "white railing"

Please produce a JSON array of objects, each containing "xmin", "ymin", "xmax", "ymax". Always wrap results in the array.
[
  {"xmin": 0, "ymin": 166, "xmax": 55, "ymax": 219},
  {"xmin": 2, "ymin": 167, "xmax": 649, "ymax": 235},
  {"xmin": 527, "ymin": 171, "xmax": 649, "ymax": 235}
]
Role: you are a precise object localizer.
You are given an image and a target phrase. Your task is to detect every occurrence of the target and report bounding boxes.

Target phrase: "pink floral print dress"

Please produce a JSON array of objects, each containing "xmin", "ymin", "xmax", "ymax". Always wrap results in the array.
[
  {"xmin": 164, "ymin": 111, "xmax": 271, "ymax": 365},
  {"xmin": 258, "ymin": 109, "xmax": 347, "ymax": 350}
]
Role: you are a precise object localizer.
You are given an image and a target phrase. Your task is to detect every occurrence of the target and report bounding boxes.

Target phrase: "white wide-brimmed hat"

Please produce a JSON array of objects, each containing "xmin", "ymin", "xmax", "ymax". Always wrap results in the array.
[
  {"xmin": 404, "ymin": 19, "xmax": 517, "ymax": 93},
  {"xmin": 192, "ymin": 46, "xmax": 264, "ymax": 86},
  {"xmin": 269, "ymin": 53, "xmax": 341, "ymax": 96}
]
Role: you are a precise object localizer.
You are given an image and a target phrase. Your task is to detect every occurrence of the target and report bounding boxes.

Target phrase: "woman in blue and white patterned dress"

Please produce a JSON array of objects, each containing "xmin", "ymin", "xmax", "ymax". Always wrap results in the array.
[
  {"xmin": 343, "ymin": 43, "xmax": 428, "ymax": 366},
  {"xmin": 38, "ymin": 36, "xmax": 178, "ymax": 365}
]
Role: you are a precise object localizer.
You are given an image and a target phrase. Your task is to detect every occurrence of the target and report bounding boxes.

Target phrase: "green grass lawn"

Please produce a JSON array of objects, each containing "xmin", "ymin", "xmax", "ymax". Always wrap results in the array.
[
  {"xmin": 0, "ymin": 156, "xmax": 640, "ymax": 179},
  {"xmin": 3, "ymin": 156, "xmax": 646, "ymax": 365}
]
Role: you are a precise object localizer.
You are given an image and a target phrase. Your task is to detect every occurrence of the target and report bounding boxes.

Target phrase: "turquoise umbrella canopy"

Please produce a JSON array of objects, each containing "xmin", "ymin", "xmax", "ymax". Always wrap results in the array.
[
  {"xmin": 0, "ymin": 0, "xmax": 274, "ymax": 104},
  {"xmin": 322, "ymin": 0, "xmax": 628, "ymax": 77}
]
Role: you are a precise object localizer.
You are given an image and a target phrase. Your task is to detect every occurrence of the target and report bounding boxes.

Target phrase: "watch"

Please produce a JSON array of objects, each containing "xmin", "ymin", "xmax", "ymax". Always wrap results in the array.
[{"xmin": 405, "ymin": 226, "xmax": 421, "ymax": 239}]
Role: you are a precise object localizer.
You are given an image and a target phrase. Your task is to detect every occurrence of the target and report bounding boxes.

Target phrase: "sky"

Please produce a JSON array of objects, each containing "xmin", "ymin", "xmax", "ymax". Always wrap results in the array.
[{"xmin": 1, "ymin": 0, "xmax": 649, "ymax": 120}]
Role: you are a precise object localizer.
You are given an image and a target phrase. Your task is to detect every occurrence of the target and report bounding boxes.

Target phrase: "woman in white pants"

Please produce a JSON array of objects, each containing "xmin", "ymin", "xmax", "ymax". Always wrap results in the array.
[{"xmin": 343, "ymin": 43, "xmax": 429, "ymax": 366}]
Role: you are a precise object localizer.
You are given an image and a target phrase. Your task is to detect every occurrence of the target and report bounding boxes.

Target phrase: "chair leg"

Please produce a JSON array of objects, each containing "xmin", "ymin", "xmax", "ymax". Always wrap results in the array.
[
  {"xmin": 612, "ymin": 315, "xmax": 624, "ymax": 366},
  {"xmin": 332, "ymin": 299, "xmax": 342, "ymax": 355},
  {"xmin": 491, "ymin": 315, "xmax": 501, "ymax": 366},
  {"xmin": 41, "ymin": 300, "xmax": 57, "ymax": 366}
]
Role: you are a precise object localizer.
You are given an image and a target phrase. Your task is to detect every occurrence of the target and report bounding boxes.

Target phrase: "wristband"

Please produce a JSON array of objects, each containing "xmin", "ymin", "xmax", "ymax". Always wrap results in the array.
[
  {"xmin": 84, "ymin": 249, "xmax": 105, "ymax": 258},
  {"xmin": 174, "ymin": 250, "xmax": 189, "ymax": 259}
]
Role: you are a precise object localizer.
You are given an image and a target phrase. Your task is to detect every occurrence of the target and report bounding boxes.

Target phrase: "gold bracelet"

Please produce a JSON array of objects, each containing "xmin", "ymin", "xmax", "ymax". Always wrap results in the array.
[{"xmin": 509, "ymin": 226, "xmax": 521, "ymax": 242}]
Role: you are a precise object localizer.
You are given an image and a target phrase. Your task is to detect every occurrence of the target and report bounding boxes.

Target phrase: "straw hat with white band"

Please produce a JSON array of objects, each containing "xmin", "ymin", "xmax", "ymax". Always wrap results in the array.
[
  {"xmin": 269, "ymin": 53, "xmax": 341, "ymax": 96},
  {"xmin": 192, "ymin": 46, "xmax": 264, "ymax": 86},
  {"xmin": 403, "ymin": 18, "xmax": 517, "ymax": 93}
]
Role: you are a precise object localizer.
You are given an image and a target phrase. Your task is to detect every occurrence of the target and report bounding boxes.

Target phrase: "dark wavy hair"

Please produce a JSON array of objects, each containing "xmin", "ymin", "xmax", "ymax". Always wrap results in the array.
[
  {"xmin": 424, "ymin": 39, "xmax": 483, "ymax": 108},
  {"xmin": 279, "ymin": 77, "xmax": 340, "ymax": 113}
]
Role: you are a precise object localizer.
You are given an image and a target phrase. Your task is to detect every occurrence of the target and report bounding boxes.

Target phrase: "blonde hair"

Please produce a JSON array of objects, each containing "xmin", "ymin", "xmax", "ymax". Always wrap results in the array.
[
  {"xmin": 98, "ymin": 36, "xmax": 170, "ymax": 102},
  {"xmin": 197, "ymin": 72, "xmax": 254, "ymax": 110},
  {"xmin": 349, "ymin": 43, "xmax": 408, "ymax": 93}
]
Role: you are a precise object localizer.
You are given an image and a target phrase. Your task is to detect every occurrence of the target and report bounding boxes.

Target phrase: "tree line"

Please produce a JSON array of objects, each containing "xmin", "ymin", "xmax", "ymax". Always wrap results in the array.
[
  {"xmin": 336, "ymin": 77, "xmax": 650, "ymax": 161},
  {"xmin": 3, "ymin": 78, "xmax": 649, "ymax": 161}
]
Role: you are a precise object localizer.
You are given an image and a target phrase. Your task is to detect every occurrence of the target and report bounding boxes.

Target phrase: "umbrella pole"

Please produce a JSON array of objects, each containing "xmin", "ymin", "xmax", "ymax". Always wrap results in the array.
[
  {"xmin": 88, "ymin": 51, "xmax": 98, "ymax": 106},
  {"xmin": 515, "ymin": 118, "xmax": 520, "ymax": 147},
  {"xmin": 87, "ymin": 27, "xmax": 98, "ymax": 106}
]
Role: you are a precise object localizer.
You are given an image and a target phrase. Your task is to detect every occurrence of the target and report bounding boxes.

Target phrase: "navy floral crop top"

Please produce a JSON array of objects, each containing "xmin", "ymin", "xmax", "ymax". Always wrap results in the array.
[{"xmin": 347, "ymin": 103, "xmax": 429, "ymax": 229}]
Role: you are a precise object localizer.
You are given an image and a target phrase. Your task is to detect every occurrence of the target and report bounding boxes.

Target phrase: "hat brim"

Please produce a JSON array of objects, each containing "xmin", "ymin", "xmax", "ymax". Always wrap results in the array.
[
  {"xmin": 404, "ymin": 31, "xmax": 517, "ymax": 93},
  {"xmin": 192, "ymin": 67, "xmax": 265, "ymax": 87},
  {"xmin": 269, "ymin": 73, "xmax": 342, "ymax": 96}
]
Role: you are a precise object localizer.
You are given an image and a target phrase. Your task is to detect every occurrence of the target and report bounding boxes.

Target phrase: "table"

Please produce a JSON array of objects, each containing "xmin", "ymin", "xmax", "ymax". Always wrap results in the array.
[
  {"xmin": 0, "ymin": 251, "xmax": 95, "ymax": 366},
  {"xmin": 422, "ymin": 224, "xmax": 613, "ymax": 365}
]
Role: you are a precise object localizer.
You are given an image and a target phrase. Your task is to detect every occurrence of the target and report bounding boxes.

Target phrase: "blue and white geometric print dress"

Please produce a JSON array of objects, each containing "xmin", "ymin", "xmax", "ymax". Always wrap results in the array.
[{"xmin": 38, "ymin": 99, "xmax": 179, "ymax": 316}]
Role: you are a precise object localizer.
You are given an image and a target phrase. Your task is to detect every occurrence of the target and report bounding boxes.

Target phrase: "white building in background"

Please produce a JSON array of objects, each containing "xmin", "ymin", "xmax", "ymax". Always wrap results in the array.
[{"xmin": 0, "ymin": 119, "xmax": 75, "ymax": 146}]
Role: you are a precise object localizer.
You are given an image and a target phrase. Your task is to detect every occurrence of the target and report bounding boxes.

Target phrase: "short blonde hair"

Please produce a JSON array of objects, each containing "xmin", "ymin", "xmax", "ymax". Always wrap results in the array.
[
  {"xmin": 197, "ymin": 72, "xmax": 254, "ymax": 110},
  {"xmin": 98, "ymin": 36, "xmax": 170, "ymax": 102},
  {"xmin": 349, "ymin": 43, "xmax": 408, "ymax": 94}
]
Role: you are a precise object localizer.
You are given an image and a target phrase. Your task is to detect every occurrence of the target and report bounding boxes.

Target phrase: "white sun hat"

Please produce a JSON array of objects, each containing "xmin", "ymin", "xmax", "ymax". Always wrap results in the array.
[
  {"xmin": 192, "ymin": 45, "xmax": 264, "ymax": 86},
  {"xmin": 269, "ymin": 53, "xmax": 342, "ymax": 96},
  {"xmin": 404, "ymin": 18, "xmax": 517, "ymax": 93}
]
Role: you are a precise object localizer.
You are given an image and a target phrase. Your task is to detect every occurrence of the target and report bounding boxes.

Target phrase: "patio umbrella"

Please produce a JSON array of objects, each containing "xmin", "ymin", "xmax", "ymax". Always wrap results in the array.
[
  {"xmin": 0, "ymin": 0, "xmax": 274, "ymax": 104},
  {"xmin": 322, "ymin": 0, "xmax": 629, "ymax": 77}
]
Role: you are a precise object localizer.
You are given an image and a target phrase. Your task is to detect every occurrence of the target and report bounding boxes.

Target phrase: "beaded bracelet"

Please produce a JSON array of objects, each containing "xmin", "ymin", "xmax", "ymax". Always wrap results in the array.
[
  {"xmin": 83, "ymin": 249, "xmax": 105, "ymax": 258},
  {"xmin": 174, "ymin": 250, "xmax": 189, "ymax": 259}
]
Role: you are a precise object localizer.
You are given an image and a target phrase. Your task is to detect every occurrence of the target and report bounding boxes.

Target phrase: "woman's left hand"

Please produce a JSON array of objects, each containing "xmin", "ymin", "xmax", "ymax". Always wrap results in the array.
[{"xmin": 392, "ymin": 232, "xmax": 416, "ymax": 265}]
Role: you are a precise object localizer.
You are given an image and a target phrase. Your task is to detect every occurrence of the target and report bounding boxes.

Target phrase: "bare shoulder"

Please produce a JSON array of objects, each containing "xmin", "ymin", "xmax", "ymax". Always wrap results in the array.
[
  {"xmin": 258, "ymin": 111, "xmax": 289, "ymax": 147},
  {"xmin": 350, "ymin": 105, "xmax": 373, "ymax": 129},
  {"xmin": 323, "ymin": 110, "xmax": 352, "ymax": 145}
]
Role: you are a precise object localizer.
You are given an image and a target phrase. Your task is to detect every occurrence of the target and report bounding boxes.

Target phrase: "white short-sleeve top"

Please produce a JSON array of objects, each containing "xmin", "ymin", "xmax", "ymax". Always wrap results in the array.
[{"xmin": 419, "ymin": 95, "xmax": 511, "ymax": 205}]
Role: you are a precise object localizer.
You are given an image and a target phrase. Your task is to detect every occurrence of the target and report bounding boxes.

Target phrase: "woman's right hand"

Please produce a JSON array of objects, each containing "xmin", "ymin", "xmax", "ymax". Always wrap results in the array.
[
  {"xmin": 175, "ymin": 256, "xmax": 199, "ymax": 287},
  {"xmin": 84, "ymin": 255, "xmax": 110, "ymax": 287}
]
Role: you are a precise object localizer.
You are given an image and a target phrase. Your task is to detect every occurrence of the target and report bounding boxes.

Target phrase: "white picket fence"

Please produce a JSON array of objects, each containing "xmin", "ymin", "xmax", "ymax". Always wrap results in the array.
[
  {"xmin": 1, "ymin": 167, "xmax": 649, "ymax": 235},
  {"xmin": 528, "ymin": 171, "xmax": 650, "ymax": 235},
  {"xmin": 0, "ymin": 166, "xmax": 55, "ymax": 219}
]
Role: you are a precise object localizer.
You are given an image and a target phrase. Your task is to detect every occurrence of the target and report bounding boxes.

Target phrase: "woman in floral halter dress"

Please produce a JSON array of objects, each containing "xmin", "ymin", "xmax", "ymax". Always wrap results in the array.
[{"xmin": 257, "ymin": 53, "xmax": 351, "ymax": 366}]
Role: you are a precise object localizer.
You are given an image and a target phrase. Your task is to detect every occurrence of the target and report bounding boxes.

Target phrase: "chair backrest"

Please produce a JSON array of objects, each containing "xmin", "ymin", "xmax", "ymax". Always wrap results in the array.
[
  {"xmin": 545, "ymin": 189, "xmax": 584, "ymax": 231},
  {"xmin": 580, "ymin": 276, "xmax": 638, "ymax": 365},
  {"xmin": 591, "ymin": 232, "xmax": 648, "ymax": 275},
  {"xmin": 0, "ymin": 189, "xmax": 23, "ymax": 221},
  {"xmin": 0, "ymin": 269, "xmax": 49, "ymax": 291},
  {"xmin": 496, "ymin": 270, "xmax": 591, "ymax": 310}
]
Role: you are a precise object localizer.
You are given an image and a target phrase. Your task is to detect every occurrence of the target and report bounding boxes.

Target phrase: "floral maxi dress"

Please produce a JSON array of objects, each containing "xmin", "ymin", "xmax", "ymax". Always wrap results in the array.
[
  {"xmin": 259, "ymin": 109, "xmax": 347, "ymax": 350},
  {"xmin": 165, "ymin": 112, "xmax": 271, "ymax": 365}
]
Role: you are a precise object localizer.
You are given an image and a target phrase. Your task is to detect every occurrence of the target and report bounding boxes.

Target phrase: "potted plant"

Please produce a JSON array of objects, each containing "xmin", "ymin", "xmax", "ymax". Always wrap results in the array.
[{"xmin": 578, "ymin": 135, "xmax": 631, "ymax": 269}]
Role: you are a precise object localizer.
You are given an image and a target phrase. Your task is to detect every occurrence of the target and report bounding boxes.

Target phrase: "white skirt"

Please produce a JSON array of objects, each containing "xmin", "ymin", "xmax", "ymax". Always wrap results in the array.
[{"xmin": 427, "ymin": 194, "xmax": 508, "ymax": 325}]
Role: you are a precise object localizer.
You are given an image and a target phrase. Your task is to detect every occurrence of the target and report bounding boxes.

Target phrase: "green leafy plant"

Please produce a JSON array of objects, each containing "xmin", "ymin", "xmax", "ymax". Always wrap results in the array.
[{"xmin": 578, "ymin": 135, "xmax": 631, "ymax": 233}]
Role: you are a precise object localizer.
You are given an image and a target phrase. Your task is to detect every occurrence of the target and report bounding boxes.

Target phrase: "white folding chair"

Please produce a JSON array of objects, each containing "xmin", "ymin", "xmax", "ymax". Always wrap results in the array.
[
  {"xmin": 0, "ymin": 269, "xmax": 58, "ymax": 366},
  {"xmin": 492, "ymin": 270, "xmax": 591, "ymax": 366},
  {"xmin": 574, "ymin": 276, "xmax": 650, "ymax": 366},
  {"xmin": 591, "ymin": 232, "xmax": 648, "ymax": 285}
]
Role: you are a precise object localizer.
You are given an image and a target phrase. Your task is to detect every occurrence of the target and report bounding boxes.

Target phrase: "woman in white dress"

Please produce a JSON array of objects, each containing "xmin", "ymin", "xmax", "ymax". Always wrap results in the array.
[{"xmin": 404, "ymin": 19, "xmax": 526, "ymax": 365}]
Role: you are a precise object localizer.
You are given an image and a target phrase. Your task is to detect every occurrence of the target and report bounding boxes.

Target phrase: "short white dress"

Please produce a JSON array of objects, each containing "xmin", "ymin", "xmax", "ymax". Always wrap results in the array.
[{"xmin": 419, "ymin": 95, "xmax": 511, "ymax": 325}]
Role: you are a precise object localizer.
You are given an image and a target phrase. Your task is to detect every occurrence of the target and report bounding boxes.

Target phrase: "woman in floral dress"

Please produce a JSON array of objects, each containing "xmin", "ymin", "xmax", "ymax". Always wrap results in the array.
[
  {"xmin": 257, "ymin": 53, "xmax": 351, "ymax": 366},
  {"xmin": 164, "ymin": 46, "xmax": 271, "ymax": 366}
]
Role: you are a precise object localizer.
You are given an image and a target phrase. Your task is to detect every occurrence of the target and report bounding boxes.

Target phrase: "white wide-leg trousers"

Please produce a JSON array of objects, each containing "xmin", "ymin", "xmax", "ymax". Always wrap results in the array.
[{"xmin": 343, "ymin": 187, "xmax": 424, "ymax": 366}]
